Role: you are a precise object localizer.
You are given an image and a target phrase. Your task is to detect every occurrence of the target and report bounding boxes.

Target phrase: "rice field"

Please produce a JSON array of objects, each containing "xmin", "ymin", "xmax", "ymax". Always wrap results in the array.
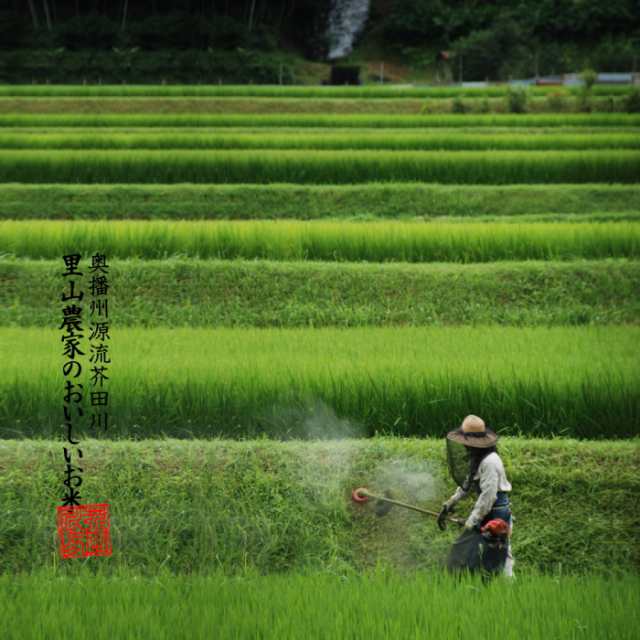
[
  {"xmin": 2, "ymin": 129, "xmax": 640, "ymax": 151},
  {"xmin": 1, "ymin": 326, "xmax": 637, "ymax": 439},
  {"xmin": 0, "ymin": 91, "xmax": 638, "ymax": 441},
  {"xmin": 1, "ymin": 112, "xmax": 639, "ymax": 128},
  {"xmin": 1, "ymin": 571, "xmax": 637, "ymax": 640},
  {"xmin": 2, "ymin": 219, "xmax": 638, "ymax": 261},
  {"xmin": 0, "ymin": 82, "xmax": 639, "ymax": 638},
  {"xmin": 1, "ymin": 148, "xmax": 639, "ymax": 184}
]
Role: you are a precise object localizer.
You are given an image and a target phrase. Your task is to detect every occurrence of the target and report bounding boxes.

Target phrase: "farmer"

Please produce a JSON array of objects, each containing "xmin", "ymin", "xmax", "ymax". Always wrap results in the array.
[{"xmin": 437, "ymin": 414, "xmax": 514, "ymax": 578}]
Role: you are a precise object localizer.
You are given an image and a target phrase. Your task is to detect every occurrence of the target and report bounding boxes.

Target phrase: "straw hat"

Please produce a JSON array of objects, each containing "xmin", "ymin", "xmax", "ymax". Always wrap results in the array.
[{"xmin": 446, "ymin": 415, "xmax": 497, "ymax": 448}]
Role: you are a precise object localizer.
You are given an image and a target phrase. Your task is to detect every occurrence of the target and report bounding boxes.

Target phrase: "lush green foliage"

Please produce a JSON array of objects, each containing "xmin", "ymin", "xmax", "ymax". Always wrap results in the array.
[
  {"xmin": 625, "ymin": 89, "xmax": 640, "ymax": 113},
  {"xmin": 4, "ymin": 0, "xmax": 639, "ymax": 81},
  {"xmin": 2, "ymin": 3, "xmax": 324, "ymax": 62},
  {"xmin": 383, "ymin": 1, "xmax": 639, "ymax": 79},
  {"xmin": 2, "ymin": 220, "xmax": 637, "ymax": 262},
  {"xmin": 0, "ymin": 49, "xmax": 297, "ymax": 85},
  {"xmin": 506, "ymin": 87, "xmax": 529, "ymax": 114},
  {"xmin": 1, "ymin": 438, "xmax": 638, "ymax": 574},
  {"xmin": 1, "ymin": 183, "xmax": 638, "ymax": 220},
  {"xmin": 3, "ymin": 258, "xmax": 637, "ymax": 328},
  {"xmin": 1, "ymin": 327, "xmax": 637, "ymax": 438}
]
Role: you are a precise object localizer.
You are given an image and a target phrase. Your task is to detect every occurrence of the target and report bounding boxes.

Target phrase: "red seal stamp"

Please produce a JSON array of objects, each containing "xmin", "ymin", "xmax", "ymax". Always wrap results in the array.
[{"xmin": 56, "ymin": 503, "xmax": 112, "ymax": 559}]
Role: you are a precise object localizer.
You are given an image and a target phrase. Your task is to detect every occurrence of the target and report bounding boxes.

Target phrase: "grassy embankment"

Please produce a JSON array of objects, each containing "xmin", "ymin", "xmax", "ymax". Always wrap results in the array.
[
  {"xmin": 2, "ymin": 258, "xmax": 637, "ymax": 327},
  {"xmin": 0, "ymin": 96, "xmax": 634, "ymax": 114},
  {"xmin": 1, "ymin": 183, "xmax": 638, "ymax": 220},
  {"xmin": 1, "ymin": 438, "xmax": 638, "ymax": 575},
  {"xmin": 0, "ymin": 438, "xmax": 640, "ymax": 575}
]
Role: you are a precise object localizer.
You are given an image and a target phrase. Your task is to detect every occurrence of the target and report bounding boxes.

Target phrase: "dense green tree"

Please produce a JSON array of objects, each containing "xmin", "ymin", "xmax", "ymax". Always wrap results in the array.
[
  {"xmin": 0, "ymin": 0, "xmax": 637, "ymax": 79},
  {"xmin": 55, "ymin": 13, "xmax": 119, "ymax": 50}
]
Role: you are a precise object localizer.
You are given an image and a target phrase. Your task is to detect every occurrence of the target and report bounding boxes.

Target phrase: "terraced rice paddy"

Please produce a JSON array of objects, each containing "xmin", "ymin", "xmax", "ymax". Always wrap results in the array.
[
  {"xmin": 2, "ymin": 326, "xmax": 637, "ymax": 438},
  {"xmin": 2, "ymin": 112, "xmax": 640, "ymax": 128},
  {"xmin": 0, "ymin": 83, "xmax": 638, "ymax": 633},
  {"xmin": 1, "ymin": 148, "xmax": 639, "ymax": 184},
  {"xmin": 3, "ymin": 129, "xmax": 640, "ymax": 150},
  {"xmin": 2, "ymin": 219, "xmax": 639, "ymax": 261}
]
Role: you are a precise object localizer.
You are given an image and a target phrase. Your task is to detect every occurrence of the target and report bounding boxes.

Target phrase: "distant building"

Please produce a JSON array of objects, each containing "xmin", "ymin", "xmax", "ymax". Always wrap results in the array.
[{"xmin": 510, "ymin": 72, "xmax": 637, "ymax": 86}]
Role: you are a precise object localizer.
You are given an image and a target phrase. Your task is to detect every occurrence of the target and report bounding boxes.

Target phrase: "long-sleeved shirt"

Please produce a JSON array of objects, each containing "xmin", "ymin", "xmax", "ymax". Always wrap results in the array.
[{"xmin": 446, "ymin": 451, "xmax": 512, "ymax": 528}]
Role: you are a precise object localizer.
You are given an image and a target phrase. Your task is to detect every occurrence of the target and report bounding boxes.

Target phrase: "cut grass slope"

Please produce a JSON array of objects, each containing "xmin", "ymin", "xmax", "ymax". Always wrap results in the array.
[
  {"xmin": 2, "ymin": 258, "xmax": 638, "ymax": 328},
  {"xmin": 0, "ymin": 438, "xmax": 638, "ymax": 574},
  {"xmin": 0, "ymin": 96, "xmax": 632, "ymax": 114},
  {"xmin": 1, "ymin": 183, "xmax": 638, "ymax": 220}
]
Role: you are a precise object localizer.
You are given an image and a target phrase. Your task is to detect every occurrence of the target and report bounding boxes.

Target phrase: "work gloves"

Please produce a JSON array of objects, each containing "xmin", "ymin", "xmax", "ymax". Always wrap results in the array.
[
  {"xmin": 464, "ymin": 518, "xmax": 481, "ymax": 533},
  {"xmin": 437, "ymin": 503, "xmax": 454, "ymax": 531}
]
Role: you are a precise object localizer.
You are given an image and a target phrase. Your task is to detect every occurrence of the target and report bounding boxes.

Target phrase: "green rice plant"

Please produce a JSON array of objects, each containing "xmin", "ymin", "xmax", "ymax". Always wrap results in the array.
[
  {"xmin": 0, "ymin": 438, "xmax": 638, "ymax": 575},
  {"xmin": 0, "ymin": 113, "xmax": 639, "ymax": 128},
  {"xmin": 3, "ymin": 130, "xmax": 640, "ymax": 151},
  {"xmin": 0, "ymin": 149, "xmax": 638, "ymax": 184},
  {"xmin": 0, "ymin": 83, "xmax": 634, "ymax": 98},
  {"xmin": 3, "ymin": 258, "xmax": 638, "ymax": 328},
  {"xmin": 1, "ymin": 220, "xmax": 638, "ymax": 262},
  {"xmin": 1, "ymin": 183, "xmax": 639, "ymax": 220},
  {"xmin": 0, "ymin": 571, "xmax": 638, "ymax": 639},
  {"xmin": 0, "ymin": 326, "xmax": 637, "ymax": 439}
]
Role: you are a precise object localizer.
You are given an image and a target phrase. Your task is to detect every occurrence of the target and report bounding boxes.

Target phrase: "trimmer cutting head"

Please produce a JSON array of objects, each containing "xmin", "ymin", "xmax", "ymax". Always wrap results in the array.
[
  {"xmin": 351, "ymin": 487, "xmax": 369, "ymax": 503},
  {"xmin": 351, "ymin": 487, "xmax": 395, "ymax": 517}
]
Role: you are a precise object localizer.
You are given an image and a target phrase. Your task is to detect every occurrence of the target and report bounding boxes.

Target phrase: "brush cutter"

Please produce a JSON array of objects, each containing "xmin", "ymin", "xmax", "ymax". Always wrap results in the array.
[{"xmin": 351, "ymin": 487, "xmax": 464, "ymax": 527}]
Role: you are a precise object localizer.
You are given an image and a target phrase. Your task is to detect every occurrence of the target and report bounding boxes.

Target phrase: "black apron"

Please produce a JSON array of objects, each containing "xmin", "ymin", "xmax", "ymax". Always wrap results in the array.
[{"xmin": 446, "ymin": 491, "xmax": 511, "ymax": 577}]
